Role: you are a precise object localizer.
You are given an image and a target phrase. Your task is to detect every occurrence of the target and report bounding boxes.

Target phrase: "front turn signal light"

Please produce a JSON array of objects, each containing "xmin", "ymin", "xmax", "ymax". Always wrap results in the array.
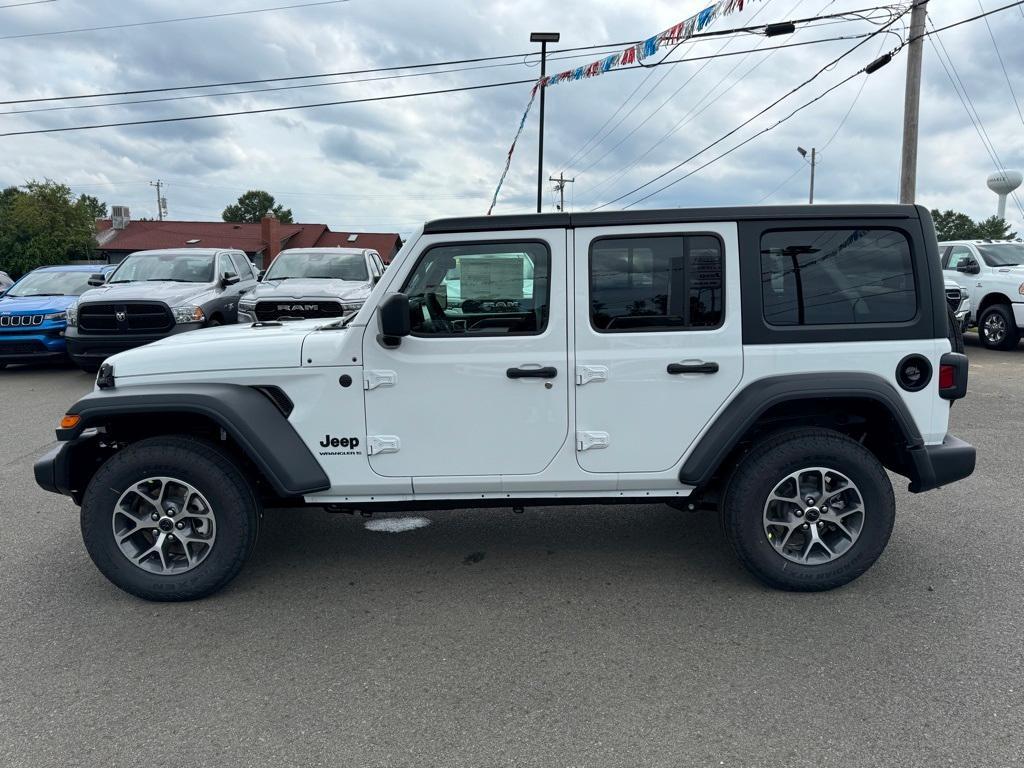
[{"xmin": 60, "ymin": 414, "xmax": 81, "ymax": 429}]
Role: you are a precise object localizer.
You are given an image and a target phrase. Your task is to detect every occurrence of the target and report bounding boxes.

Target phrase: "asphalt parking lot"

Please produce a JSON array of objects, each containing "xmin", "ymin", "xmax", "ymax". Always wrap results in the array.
[{"xmin": 1, "ymin": 338, "xmax": 1022, "ymax": 768}]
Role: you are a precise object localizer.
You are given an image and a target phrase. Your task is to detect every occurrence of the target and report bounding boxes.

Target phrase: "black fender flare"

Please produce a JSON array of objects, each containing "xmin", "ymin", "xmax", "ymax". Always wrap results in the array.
[
  {"xmin": 679, "ymin": 373, "xmax": 924, "ymax": 487},
  {"xmin": 55, "ymin": 383, "xmax": 330, "ymax": 497}
]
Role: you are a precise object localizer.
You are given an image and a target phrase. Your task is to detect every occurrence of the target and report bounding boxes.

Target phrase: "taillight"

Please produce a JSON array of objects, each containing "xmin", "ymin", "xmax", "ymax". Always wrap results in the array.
[
  {"xmin": 938, "ymin": 352, "xmax": 968, "ymax": 400},
  {"xmin": 939, "ymin": 364, "xmax": 955, "ymax": 390}
]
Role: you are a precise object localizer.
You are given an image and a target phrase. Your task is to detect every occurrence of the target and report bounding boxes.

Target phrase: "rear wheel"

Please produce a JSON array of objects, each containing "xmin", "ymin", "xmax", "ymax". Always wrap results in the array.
[
  {"xmin": 978, "ymin": 304, "xmax": 1019, "ymax": 350},
  {"xmin": 80, "ymin": 435, "xmax": 260, "ymax": 601},
  {"xmin": 722, "ymin": 427, "xmax": 895, "ymax": 591}
]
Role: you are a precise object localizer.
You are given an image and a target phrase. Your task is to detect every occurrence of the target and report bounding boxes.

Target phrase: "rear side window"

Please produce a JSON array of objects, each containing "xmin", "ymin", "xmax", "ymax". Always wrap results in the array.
[
  {"xmin": 760, "ymin": 228, "xmax": 916, "ymax": 326},
  {"xmin": 589, "ymin": 234, "xmax": 723, "ymax": 332},
  {"xmin": 230, "ymin": 253, "xmax": 253, "ymax": 278}
]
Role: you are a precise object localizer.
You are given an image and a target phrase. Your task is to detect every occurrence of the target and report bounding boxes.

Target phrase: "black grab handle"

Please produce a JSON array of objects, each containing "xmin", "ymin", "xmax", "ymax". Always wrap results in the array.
[
  {"xmin": 667, "ymin": 361, "xmax": 719, "ymax": 375},
  {"xmin": 507, "ymin": 366, "xmax": 558, "ymax": 379}
]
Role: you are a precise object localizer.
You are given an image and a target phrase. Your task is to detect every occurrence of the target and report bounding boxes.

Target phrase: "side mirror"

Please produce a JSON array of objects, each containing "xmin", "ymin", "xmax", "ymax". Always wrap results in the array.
[
  {"xmin": 222, "ymin": 272, "xmax": 240, "ymax": 287},
  {"xmin": 956, "ymin": 259, "xmax": 980, "ymax": 275},
  {"xmin": 378, "ymin": 293, "xmax": 410, "ymax": 347},
  {"xmin": 87, "ymin": 272, "xmax": 108, "ymax": 286},
  {"xmin": 257, "ymin": 269, "xmax": 266, "ymax": 281}
]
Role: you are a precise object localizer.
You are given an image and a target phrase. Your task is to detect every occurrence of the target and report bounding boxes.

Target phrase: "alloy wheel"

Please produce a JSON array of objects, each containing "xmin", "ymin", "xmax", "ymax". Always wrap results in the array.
[{"xmin": 983, "ymin": 312, "xmax": 1007, "ymax": 344}]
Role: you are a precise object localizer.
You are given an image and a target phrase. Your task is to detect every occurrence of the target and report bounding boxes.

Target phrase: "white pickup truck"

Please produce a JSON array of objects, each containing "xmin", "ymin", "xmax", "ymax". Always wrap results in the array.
[{"xmin": 940, "ymin": 239, "xmax": 1024, "ymax": 349}]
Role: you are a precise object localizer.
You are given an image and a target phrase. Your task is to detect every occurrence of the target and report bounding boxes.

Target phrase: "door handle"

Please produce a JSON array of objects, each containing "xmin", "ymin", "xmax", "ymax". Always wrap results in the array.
[
  {"xmin": 667, "ymin": 361, "xmax": 719, "ymax": 375},
  {"xmin": 507, "ymin": 366, "xmax": 558, "ymax": 379}
]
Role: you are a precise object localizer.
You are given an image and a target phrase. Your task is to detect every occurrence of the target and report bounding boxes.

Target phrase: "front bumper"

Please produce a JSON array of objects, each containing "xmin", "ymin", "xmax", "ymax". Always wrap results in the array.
[
  {"xmin": 907, "ymin": 433, "xmax": 976, "ymax": 493},
  {"xmin": 34, "ymin": 433, "xmax": 106, "ymax": 504},
  {"xmin": 65, "ymin": 324, "xmax": 198, "ymax": 365},
  {"xmin": 0, "ymin": 328, "xmax": 68, "ymax": 364}
]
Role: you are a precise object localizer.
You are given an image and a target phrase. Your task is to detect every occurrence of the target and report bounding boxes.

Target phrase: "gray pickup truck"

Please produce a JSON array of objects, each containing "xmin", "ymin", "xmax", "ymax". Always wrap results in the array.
[{"xmin": 65, "ymin": 248, "xmax": 258, "ymax": 371}]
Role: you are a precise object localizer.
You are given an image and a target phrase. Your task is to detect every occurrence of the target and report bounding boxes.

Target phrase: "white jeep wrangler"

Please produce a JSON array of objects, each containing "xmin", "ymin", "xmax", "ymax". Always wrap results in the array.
[
  {"xmin": 35, "ymin": 205, "xmax": 975, "ymax": 600},
  {"xmin": 940, "ymin": 239, "xmax": 1024, "ymax": 349}
]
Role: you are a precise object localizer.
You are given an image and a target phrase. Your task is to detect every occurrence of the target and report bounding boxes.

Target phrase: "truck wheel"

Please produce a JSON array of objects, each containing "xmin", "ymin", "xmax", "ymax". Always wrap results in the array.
[
  {"xmin": 721, "ymin": 427, "xmax": 895, "ymax": 591},
  {"xmin": 978, "ymin": 304, "xmax": 1019, "ymax": 350},
  {"xmin": 80, "ymin": 435, "xmax": 260, "ymax": 601}
]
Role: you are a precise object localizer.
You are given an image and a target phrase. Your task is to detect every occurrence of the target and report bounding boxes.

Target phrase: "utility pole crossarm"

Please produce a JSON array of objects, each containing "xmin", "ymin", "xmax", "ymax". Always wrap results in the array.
[{"xmin": 549, "ymin": 171, "xmax": 575, "ymax": 211}]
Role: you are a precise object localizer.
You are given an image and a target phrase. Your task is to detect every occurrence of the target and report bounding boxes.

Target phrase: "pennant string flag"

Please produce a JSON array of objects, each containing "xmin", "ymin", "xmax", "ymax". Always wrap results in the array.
[{"xmin": 487, "ymin": 0, "xmax": 759, "ymax": 213}]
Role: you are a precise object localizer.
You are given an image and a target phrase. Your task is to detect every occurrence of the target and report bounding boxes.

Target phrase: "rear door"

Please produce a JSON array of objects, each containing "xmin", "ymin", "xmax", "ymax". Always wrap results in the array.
[{"xmin": 572, "ymin": 223, "xmax": 743, "ymax": 473}]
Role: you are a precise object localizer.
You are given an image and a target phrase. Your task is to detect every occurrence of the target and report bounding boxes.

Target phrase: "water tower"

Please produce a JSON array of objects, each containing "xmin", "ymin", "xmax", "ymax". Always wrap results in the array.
[{"xmin": 987, "ymin": 170, "xmax": 1023, "ymax": 220}]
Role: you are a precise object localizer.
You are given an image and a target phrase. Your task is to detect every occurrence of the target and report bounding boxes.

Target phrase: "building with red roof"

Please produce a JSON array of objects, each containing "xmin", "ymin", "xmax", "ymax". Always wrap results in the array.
[{"xmin": 95, "ymin": 209, "xmax": 402, "ymax": 268}]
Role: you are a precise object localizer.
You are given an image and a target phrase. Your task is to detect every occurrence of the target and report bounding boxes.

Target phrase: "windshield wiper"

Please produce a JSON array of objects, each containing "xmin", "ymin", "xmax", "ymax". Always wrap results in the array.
[
  {"xmin": 108, "ymin": 280, "xmax": 134, "ymax": 284},
  {"xmin": 17, "ymin": 292, "xmax": 65, "ymax": 296},
  {"xmin": 145, "ymin": 278, "xmax": 191, "ymax": 282},
  {"xmin": 317, "ymin": 313, "xmax": 358, "ymax": 331}
]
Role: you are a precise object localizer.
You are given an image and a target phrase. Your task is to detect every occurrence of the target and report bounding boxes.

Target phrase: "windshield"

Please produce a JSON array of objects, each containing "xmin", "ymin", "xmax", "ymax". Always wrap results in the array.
[
  {"xmin": 265, "ymin": 251, "xmax": 368, "ymax": 281},
  {"xmin": 7, "ymin": 270, "xmax": 97, "ymax": 297},
  {"xmin": 110, "ymin": 253, "xmax": 214, "ymax": 283},
  {"xmin": 977, "ymin": 243, "xmax": 1024, "ymax": 267}
]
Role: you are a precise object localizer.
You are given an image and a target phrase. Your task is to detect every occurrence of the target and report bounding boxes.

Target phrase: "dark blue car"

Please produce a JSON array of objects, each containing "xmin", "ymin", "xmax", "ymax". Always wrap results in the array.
[{"xmin": 0, "ymin": 264, "xmax": 116, "ymax": 368}]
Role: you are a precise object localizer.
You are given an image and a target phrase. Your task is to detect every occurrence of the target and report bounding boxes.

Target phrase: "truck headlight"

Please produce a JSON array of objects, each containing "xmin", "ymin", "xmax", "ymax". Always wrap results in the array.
[
  {"xmin": 65, "ymin": 304, "xmax": 78, "ymax": 327},
  {"xmin": 238, "ymin": 299, "xmax": 256, "ymax": 312},
  {"xmin": 44, "ymin": 311, "xmax": 67, "ymax": 322},
  {"xmin": 172, "ymin": 305, "xmax": 206, "ymax": 324},
  {"xmin": 341, "ymin": 301, "xmax": 364, "ymax": 313}
]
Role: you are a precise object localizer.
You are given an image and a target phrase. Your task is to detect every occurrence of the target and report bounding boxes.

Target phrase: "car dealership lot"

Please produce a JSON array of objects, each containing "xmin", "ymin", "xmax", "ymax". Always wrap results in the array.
[{"xmin": 1, "ymin": 341, "xmax": 1022, "ymax": 767}]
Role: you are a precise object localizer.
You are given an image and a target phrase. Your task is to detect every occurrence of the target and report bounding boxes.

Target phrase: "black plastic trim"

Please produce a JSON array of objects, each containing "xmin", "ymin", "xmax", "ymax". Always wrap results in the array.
[
  {"xmin": 896, "ymin": 354, "xmax": 932, "ymax": 392},
  {"xmin": 906, "ymin": 433, "xmax": 976, "ymax": 493},
  {"xmin": 423, "ymin": 205, "xmax": 919, "ymax": 234},
  {"xmin": 679, "ymin": 372, "xmax": 924, "ymax": 487},
  {"xmin": 54, "ymin": 383, "xmax": 329, "ymax": 497}
]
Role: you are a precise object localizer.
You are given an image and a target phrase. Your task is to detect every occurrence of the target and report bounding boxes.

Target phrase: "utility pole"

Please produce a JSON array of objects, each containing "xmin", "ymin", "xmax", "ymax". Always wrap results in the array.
[
  {"xmin": 149, "ymin": 179, "xmax": 167, "ymax": 221},
  {"xmin": 798, "ymin": 147, "xmax": 816, "ymax": 204},
  {"xmin": 549, "ymin": 171, "xmax": 575, "ymax": 211},
  {"xmin": 531, "ymin": 32, "xmax": 560, "ymax": 214},
  {"xmin": 899, "ymin": 0, "xmax": 928, "ymax": 204}
]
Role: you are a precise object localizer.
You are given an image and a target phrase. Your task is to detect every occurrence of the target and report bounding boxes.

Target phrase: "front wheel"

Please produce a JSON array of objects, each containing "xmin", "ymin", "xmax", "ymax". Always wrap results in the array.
[
  {"xmin": 978, "ymin": 304, "xmax": 1020, "ymax": 350},
  {"xmin": 722, "ymin": 427, "xmax": 895, "ymax": 591},
  {"xmin": 80, "ymin": 436, "xmax": 260, "ymax": 601}
]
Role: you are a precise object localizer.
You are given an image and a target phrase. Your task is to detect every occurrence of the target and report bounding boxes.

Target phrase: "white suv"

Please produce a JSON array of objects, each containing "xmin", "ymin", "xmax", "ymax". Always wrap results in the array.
[
  {"xmin": 940, "ymin": 239, "xmax": 1024, "ymax": 349},
  {"xmin": 35, "ymin": 205, "xmax": 975, "ymax": 600}
]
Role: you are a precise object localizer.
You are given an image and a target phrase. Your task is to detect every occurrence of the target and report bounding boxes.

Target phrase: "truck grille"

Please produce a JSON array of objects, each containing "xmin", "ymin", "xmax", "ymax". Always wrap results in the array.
[
  {"xmin": 254, "ymin": 300, "xmax": 345, "ymax": 321},
  {"xmin": 0, "ymin": 314, "xmax": 44, "ymax": 327},
  {"xmin": 945, "ymin": 288, "xmax": 962, "ymax": 312},
  {"xmin": 78, "ymin": 302, "xmax": 174, "ymax": 334},
  {"xmin": 0, "ymin": 340, "xmax": 45, "ymax": 354}
]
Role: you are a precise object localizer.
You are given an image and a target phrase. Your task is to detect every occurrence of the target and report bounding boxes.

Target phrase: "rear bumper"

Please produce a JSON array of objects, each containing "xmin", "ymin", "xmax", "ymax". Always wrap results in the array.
[{"xmin": 907, "ymin": 433, "xmax": 976, "ymax": 493}]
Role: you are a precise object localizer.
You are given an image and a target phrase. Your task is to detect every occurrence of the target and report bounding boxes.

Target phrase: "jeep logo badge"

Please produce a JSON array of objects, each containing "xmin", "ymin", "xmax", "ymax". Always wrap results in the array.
[
  {"xmin": 278, "ymin": 304, "xmax": 318, "ymax": 312},
  {"xmin": 115, "ymin": 310, "xmax": 127, "ymax": 321}
]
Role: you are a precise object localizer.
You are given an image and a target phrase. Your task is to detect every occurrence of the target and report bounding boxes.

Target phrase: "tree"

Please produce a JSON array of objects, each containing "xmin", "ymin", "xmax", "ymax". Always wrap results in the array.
[
  {"xmin": 930, "ymin": 208, "xmax": 1018, "ymax": 241},
  {"xmin": 974, "ymin": 215, "xmax": 1017, "ymax": 240},
  {"xmin": 221, "ymin": 190, "xmax": 293, "ymax": 224},
  {"xmin": 76, "ymin": 194, "xmax": 108, "ymax": 220},
  {"xmin": 0, "ymin": 180, "xmax": 97, "ymax": 278}
]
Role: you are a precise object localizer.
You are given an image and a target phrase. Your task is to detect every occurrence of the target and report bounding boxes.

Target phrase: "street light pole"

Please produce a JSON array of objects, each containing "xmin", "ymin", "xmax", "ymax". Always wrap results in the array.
[
  {"xmin": 797, "ymin": 146, "xmax": 816, "ymax": 204},
  {"xmin": 531, "ymin": 32, "xmax": 560, "ymax": 213}
]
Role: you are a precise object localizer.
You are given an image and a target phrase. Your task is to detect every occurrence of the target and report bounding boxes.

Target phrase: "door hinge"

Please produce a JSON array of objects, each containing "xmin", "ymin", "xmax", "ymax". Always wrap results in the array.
[
  {"xmin": 576, "ymin": 431, "xmax": 610, "ymax": 451},
  {"xmin": 575, "ymin": 365, "xmax": 609, "ymax": 385},
  {"xmin": 367, "ymin": 435, "xmax": 401, "ymax": 455},
  {"xmin": 364, "ymin": 370, "xmax": 397, "ymax": 390}
]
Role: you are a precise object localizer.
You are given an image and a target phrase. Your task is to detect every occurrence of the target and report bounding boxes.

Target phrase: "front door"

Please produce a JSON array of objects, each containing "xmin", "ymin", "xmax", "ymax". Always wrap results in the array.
[
  {"xmin": 572, "ymin": 224, "xmax": 743, "ymax": 474},
  {"xmin": 361, "ymin": 232, "xmax": 569, "ymax": 478},
  {"xmin": 943, "ymin": 245, "xmax": 981, "ymax": 306}
]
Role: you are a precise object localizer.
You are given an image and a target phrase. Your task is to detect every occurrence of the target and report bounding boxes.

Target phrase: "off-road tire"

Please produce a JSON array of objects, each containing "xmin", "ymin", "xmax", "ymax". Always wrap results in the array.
[
  {"xmin": 80, "ymin": 435, "xmax": 260, "ymax": 601},
  {"xmin": 978, "ymin": 304, "xmax": 1019, "ymax": 350},
  {"xmin": 721, "ymin": 427, "xmax": 895, "ymax": 592}
]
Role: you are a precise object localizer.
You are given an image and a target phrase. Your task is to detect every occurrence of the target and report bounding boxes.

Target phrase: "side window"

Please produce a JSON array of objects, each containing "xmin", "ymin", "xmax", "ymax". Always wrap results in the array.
[
  {"xmin": 945, "ymin": 246, "xmax": 974, "ymax": 271},
  {"xmin": 589, "ymin": 234, "xmax": 723, "ymax": 332},
  {"xmin": 402, "ymin": 241, "xmax": 550, "ymax": 336},
  {"xmin": 230, "ymin": 253, "xmax": 253, "ymax": 279},
  {"xmin": 760, "ymin": 228, "xmax": 916, "ymax": 326},
  {"xmin": 217, "ymin": 254, "xmax": 236, "ymax": 278},
  {"xmin": 367, "ymin": 253, "xmax": 382, "ymax": 279}
]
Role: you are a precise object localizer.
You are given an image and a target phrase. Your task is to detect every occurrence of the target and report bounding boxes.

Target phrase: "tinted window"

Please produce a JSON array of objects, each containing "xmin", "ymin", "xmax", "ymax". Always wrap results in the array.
[
  {"xmin": 590, "ymin": 235, "xmax": 723, "ymax": 332},
  {"xmin": 976, "ymin": 242, "xmax": 1024, "ymax": 267},
  {"xmin": 761, "ymin": 229, "xmax": 916, "ymax": 326},
  {"xmin": 403, "ymin": 242, "xmax": 549, "ymax": 336}
]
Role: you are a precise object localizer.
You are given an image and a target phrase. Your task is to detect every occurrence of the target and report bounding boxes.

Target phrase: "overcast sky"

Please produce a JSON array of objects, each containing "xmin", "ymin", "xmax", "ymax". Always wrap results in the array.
[{"xmin": 0, "ymin": 0, "xmax": 1021, "ymax": 236}]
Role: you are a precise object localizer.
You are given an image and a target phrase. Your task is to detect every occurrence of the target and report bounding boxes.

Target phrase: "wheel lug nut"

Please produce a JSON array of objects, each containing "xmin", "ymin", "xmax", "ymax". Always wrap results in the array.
[
  {"xmin": 794, "ymin": 510, "xmax": 804, "ymax": 517},
  {"xmin": 168, "ymin": 534, "xmax": 176, "ymax": 541},
  {"xmin": 821, "ymin": 506, "xmax": 829, "ymax": 513},
  {"xmin": 176, "ymin": 521, "xmax": 185, "ymax": 529},
  {"xmin": 805, "ymin": 497, "xmax": 815, "ymax": 505},
  {"xmin": 167, "ymin": 508, "xmax": 176, "ymax": 517},
  {"xmin": 817, "ymin": 521, "xmax": 824, "ymax": 529},
  {"xmin": 151, "ymin": 513, "xmax": 159, "ymax": 521},
  {"xmin": 802, "ymin": 523, "xmax": 809, "ymax": 530}
]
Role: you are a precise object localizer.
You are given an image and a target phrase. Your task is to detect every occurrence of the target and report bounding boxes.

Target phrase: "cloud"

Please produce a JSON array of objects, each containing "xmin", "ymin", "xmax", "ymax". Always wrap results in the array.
[{"xmin": 0, "ymin": 0, "xmax": 1020, "ymax": 234}]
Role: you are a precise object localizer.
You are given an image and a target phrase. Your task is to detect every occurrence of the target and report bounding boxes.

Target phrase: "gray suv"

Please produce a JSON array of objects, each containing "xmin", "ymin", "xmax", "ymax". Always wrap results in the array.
[{"xmin": 65, "ymin": 248, "xmax": 257, "ymax": 371}]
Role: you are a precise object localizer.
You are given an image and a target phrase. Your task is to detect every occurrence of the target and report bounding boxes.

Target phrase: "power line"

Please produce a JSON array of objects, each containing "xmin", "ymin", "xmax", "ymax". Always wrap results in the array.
[
  {"xmin": 593, "ymin": 7, "xmax": 910, "ymax": 210},
  {"xmin": 0, "ymin": 46, "xmax": 628, "ymax": 117},
  {"xmin": 0, "ymin": 0, "xmax": 350, "ymax": 41},
  {"xmin": 977, "ymin": 0, "xmax": 1024, "ymax": 128},
  {"xmin": 0, "ymin": 0, "xmax": 56, "ymax": 8}
]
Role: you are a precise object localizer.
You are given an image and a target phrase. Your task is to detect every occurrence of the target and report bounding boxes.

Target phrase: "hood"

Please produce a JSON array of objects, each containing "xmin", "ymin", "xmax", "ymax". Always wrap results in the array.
[
  {"xmin": 248, "ymin": 278, "xmax": 372, "ymax": 303},
  {"xmin": 108, "ymin": 318, "xmax": 338, "ymax": 378},
  {"xmin": 0, "ymin": 293, "xmax": 80, "ymax": 313},
  {"xmin": 79, "ymin": 280, "xmax": 217, "ymax": 307}
]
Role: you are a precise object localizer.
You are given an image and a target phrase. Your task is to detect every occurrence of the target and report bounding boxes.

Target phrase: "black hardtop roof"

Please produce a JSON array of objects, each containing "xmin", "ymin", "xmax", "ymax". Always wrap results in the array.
[{"xmin": 423, "ymin": 204, "xmax": 925, "ymax": 234}]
